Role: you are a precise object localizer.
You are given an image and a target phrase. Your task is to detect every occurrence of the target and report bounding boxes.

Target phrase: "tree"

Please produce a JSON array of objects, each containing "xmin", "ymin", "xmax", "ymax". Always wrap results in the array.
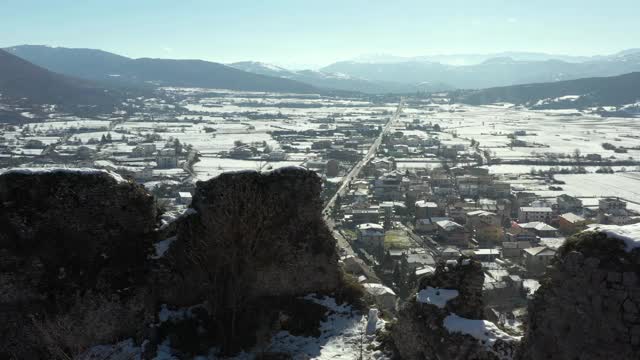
[
  {"xmin": 233, "ymin": 140, "xmax": 244, "ymax": 148},
  {"xmin": 433, "ymin": 124, "xmax": 441, "ymax": 132},
  {"xmin": 392, "ymin": 262, "xmax": 403, "ymax": 288}
]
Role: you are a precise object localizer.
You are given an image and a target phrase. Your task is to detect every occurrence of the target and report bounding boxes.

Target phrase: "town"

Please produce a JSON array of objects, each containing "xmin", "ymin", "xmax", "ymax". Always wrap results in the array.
[{"xmin": 2, "ymin": 86, "xmax": 640, "ymax": 339}]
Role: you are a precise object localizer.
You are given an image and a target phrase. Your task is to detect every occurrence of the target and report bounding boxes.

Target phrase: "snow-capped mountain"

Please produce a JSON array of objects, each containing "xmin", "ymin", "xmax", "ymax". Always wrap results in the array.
[
  {"xmin": 324, "ymin": 49, "xmax": 640, "ymax": 90},
  {"xmin": 229, "ymin": 61, "xmax": 451, "ymax": 93}
]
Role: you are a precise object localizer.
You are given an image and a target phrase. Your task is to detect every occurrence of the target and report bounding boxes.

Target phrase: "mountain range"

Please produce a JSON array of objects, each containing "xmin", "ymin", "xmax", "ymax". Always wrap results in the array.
[
  {"xmin": 0, "ymin": 48, "xmax": 119, "ymax": 106},
  {"xmin": 4, "ymin": 45, "xmax": 318, "ymax": 94},
  {"xmin": 228, "ymin": 61, "xmax": 451, "ymax": 94},
  {"xmin": 2, "ymin": 45, "xmax": 640, "ymax": 113},
  {"xmin": 349, "ymin": 50, "xmax": 640, "ymax": 66},
  {"xmin": 455, "ymin": 71, "xmax": 640, "ymax": 111},
  {"xmin": 322, "ymin": 50, "xmax": 640, "ymax": 90}
]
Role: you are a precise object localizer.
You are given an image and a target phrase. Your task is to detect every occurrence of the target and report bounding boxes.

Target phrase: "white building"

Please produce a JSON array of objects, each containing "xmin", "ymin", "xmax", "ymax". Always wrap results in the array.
[
  {"xmin": 518, "ymin": 207, "xmax": 553, "ymax": 223},
  {"xmin": 356, "ymin": 223, "xmax": 385, "ymax": 250}
]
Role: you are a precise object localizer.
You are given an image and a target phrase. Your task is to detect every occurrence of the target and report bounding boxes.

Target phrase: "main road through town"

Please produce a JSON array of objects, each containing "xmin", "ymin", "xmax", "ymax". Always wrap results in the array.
[{"xmin": 323, "ymin": 99, "xmax": 404, "ymax": 254}]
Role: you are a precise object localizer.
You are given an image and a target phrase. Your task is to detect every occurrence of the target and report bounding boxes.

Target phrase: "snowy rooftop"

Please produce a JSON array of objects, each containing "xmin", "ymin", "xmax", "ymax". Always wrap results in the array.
[
  {"xmin": 519, "ymin": 221, "xmax": 557, "ymax": 232},
  {"xmin": 560, "ymin": 212, "xmax": 585, "ymax": 223},
  {"xmin": 415, "ymin": 200, "xmax": 438, "ymax": 208},
  {"xmin": 520, "ymin": 207, "xmax": 553, "ymax": 212},
  {"xmin": 357, "ymin": 223, "xmax": 384, "ymax": 231},
  {"xmin": 363, "ymin": 283, "xmax": 397, "ymax": 296}
]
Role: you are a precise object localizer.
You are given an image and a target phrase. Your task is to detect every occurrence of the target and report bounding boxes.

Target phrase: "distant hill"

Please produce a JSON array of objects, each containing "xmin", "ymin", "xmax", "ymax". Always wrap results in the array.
[
  {"xmin": 6, "ymin": 45, "xmax": 319, "ymax": 93},
  {"xmin": 322, "ymin": 50, "xmax": 640, "ymax": 89},
  {"xmin": 0, "ymin": 49, "xmax": 118, "ymax": 106},
  {"xmin": 230, "ymin": 61, "xmax": 452, "ymax": 94},
  {"xmin": 455, "ymin": 72, "xmax": 640, "ymax": 109}
]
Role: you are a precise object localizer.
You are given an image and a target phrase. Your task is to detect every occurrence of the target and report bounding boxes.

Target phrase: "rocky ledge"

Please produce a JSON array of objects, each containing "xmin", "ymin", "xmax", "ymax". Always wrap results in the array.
[
  {"xmin": 519, "ymin": 225, "xmax": 640, "ymax": 360},
  {"xmin": 392, "ymin": 258, "xmax": 519, "ymax": 360}
]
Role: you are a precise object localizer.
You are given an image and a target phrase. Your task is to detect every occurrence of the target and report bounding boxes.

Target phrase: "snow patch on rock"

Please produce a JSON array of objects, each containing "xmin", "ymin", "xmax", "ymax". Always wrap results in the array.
[
  {"xmin": 443, "ymin": 313, "xmax": 520, "ymax": 347},
  {"xmin": 586, "ymin": 223, "xmax": 640, "ymax": 252},
  {"xmin": 151, "ymin": 236, "xmax": 176, "ymax": 259},
  {"xmin": 416, "ymin": 287, "xmax": 459, "ymax": 308},
  {"xmin": 0, "ymin": 167, "xmax": 127, "ymax": 183}
]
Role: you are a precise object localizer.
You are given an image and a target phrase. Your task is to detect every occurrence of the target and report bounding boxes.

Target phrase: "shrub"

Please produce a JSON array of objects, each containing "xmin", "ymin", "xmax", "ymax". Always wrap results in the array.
[{"xmin": 334, "ymin": 272, "xmax": 367, "ymax": 311}]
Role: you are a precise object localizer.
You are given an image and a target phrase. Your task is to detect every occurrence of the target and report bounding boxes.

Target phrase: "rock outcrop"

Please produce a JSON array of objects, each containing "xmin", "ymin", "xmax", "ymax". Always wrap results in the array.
[
  {"xmin": 392, "ymin": 258, "xmax": 519, "ymax": 360},
  {"xmin": 154, "ymin": 167, "xmax": 341, "ymax": 352},
  {"xmin": 0, "ymin": 167, "xmax": 341, "ymax": 358},
  {"xmin": 519, "ymin": 229, "xmax": 640, "ymax": 360},
  {"xmin": 0, "ymin": 168, "xmax": 156, "ymax": 358}
]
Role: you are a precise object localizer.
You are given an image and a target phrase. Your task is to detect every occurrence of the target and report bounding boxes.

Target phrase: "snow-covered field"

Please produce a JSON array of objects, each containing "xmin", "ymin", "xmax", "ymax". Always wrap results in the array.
[
  {"xmin": 532, "ymin": 172, "xmax": 640, "ymax": 205},
  {"xmin": 420, "ymin": 104, "xmax": 640, "ymax": 161}
]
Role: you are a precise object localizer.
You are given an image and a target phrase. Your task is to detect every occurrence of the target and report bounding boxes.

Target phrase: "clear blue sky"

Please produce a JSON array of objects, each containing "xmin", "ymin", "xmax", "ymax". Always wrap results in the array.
[{"xmin": 2, "ymin": 0, "xmax": 638, "ymax": 68}]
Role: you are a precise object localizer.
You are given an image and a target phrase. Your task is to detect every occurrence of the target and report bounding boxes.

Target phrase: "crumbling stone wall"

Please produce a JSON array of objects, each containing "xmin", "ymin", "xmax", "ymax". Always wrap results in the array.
[
  {"xmin": 161, "ymin": 167, "xmax": 339, "ymax": 301},
  {"xmin": 519, "ymin": 231, "xmax": 640, "ymax": 360},
  {"xmin": 154, "ymin": 168, "xmax": 341, "ymax": 351},
  {"xmin": 392, "ymin": 258, "xmax": 517, "ymax": 360},
  {"xmin": 0, "ymin": 170, "xmax": 156, "ymax": 358},
  {"xmin": 0, "ymin": 167, "xmax": 342, "ymax": 357}
]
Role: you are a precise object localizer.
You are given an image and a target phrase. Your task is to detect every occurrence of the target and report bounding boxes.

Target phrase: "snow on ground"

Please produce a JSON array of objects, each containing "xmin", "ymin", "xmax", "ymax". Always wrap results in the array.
[
  {"xmin": 586, "ymin": 223, "xmax": 640, "ymax": 252},
  {"xmin": 443, "ymin": 313, "xmax": 520, "ymax": 347},
  {"xmin": 523, "ymin": 279, "xmax": 541, "ymax": 295},
  {"xmin": 416, "ymin": 287, "xmax": 459, "ymax": 308},
  {"xmin": 260, "ymin": 295, "xmax": 389, "ymax": 360},
  {"xmin": 158, "ymin": 207, "xmax": 197, "ymax": 231},
  {"xmin": 152, "ymin": 236, "xmax": 176, "ymax": 259},
  {"xmin": 532, "ymin": 173, "xmax": 640, "ymax": 204},
  {"xmin": 79, "ymin": 296, "xmax": 388, "ymax": 360}
]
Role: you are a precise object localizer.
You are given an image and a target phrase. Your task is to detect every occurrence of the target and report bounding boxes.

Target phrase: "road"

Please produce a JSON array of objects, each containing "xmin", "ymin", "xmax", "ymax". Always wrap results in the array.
[
  {"xmin": 323, "ymin": 99, "xmax": 404, "ymax": 254},
  {"xmin": 323, "ymin": 99, "xmax": 404, "ymax": 216}
]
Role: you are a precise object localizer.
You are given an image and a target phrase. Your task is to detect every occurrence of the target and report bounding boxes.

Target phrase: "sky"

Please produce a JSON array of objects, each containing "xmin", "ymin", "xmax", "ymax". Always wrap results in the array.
[{"xmin": 2, "ymin": 0, "xmax": 639, "ymax": 69}]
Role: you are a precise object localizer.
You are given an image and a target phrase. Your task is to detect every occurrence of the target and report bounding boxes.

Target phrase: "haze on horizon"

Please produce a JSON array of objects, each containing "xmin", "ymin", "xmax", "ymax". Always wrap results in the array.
[{"xmin": 2, "ymin": 0, "xmax": 639, "ymax": 68}]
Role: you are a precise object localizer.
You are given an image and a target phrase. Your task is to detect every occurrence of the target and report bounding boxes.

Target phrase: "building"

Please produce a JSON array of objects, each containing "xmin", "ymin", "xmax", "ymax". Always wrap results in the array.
[
  {"xmin": 351, "ymin": 208, "xmax": 380, "ymax": 224},
  {"xmin": 556, "ymin": 194, "xmax": 583, "ymax": 214},
  {"xmin": 501, "ymin": 241, "xmax": 532, "ymax": 259},
  {"xmin": 466, "ymin": 210, "xmax": 503, "ymax": 244},
  {"xmin": 415, "ymin": 216, "xmax": 450, "ymax": 233},
  {"xmin": 363, "ymin": 283, "xmax": 397, "ymax": 312},
  {"xmin": 228, "ymin": 145, "xmax": 254, "ymax": 159},
  {"xmin": 406, "ymin": 252, "xmax": 436, "ymax": 270},
  {"xmin": 558, "ymin": 213, "xmax": 587, "ymax": 234},
  {"xmin": 415, "ymin": 200, "xmax": 439, "ymax": 219},
  {"xmin": 266, "ymin": 151, "xmax": 288, "ymax": 161},
  {"xmin": 373, "ymin": 171, "xmax": 404, "ymax": 201},
  {"xmin": 435, "ymin": 220, "xmax": 471, "ymax": 248},
  {"xmin": 356, "ymin": 223, "xmax": 385, "ymax": 250},
  {"xmin": 178, "ymin": 192, "xmax": 192, "ymax": 205},
  {"xmin": 523, "ymin": 246, "xmax": 556, "ymax": 275},
  {"xmin": 131, "ymin": 143, "xmax": 156, "ymax": 158},
  {"xmin": 473, "ymin": 248, "xmax": 500, "ymax": 262},
  {"xmin": 441, "ymin": 247, "xmax": 461, "ymax": 260},
  {"xmin": 518, "ymin": 222, "xmax": 558, "ymax": 237},
  {"xmin": 487, "ymin": 181, "xmax": 511, "ymax": 198},
  {"xmin": 598, "ymin": 197, "xmax": 630, "ymax": 225},
  {"xmin": 156, "ymin": 148, "xmax": 178, "ymax": 169},
  {"xmin": 518, "ymin": 207, "xmax": 553, "ymax": 223}
]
